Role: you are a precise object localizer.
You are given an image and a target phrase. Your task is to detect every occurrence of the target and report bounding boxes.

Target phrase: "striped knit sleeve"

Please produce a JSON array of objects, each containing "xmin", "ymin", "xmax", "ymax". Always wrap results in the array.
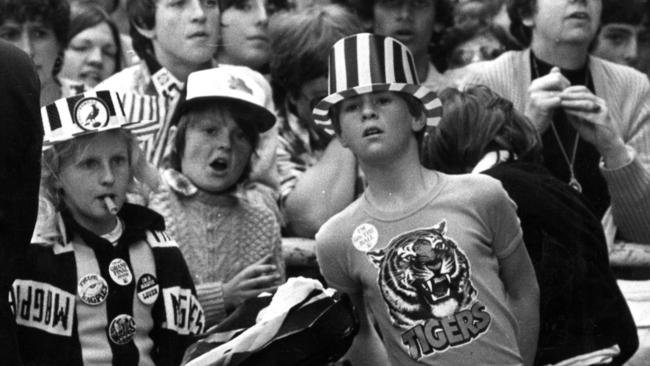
[{"xmin": 196, "ymin": 281, "xmax": 227, "ymax": 328}]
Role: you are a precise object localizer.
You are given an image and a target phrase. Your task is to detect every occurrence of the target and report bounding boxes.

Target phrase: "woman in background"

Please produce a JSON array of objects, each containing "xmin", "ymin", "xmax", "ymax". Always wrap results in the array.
[{"xmin": 60, "ymin": 2, "xmax": 122, "ymax": 88}]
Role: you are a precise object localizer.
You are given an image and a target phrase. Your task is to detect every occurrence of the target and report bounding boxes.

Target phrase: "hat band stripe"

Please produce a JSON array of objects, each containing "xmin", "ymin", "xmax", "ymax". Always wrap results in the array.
[
  {"xmin": 402, "ymin": 46, "xmax": 414, "ymax": 84},
  {"xmin": 344, "ymin": 37, "xmax": 359, "ymax": 92},
  {"xmin": 46, "ymin": 103, "xmax": 61, "ymax": 131},
  {"xmin": 65, "ymin": 94, "xmax": 85, "ymax": 121},
  {"xmin": 369, "ymin": 35, "xmax": 386, "ymax": 85},
  {"xmin": 405, "ymin": 49, "xmax": 418, "ymax": 84},
  {"xmin": 333, "ymin": 40, "xmax": 347, "ymax": 93},
  {"xmin": 391, "ymin": 41, "xmax": 406, "ymax": 84},
  {"xmin": 97, "ymin": 90, "xmax": 116, "ymax": 116},
  {"xmin": 357, "ymin": 34, "xmax": 372, "ymax": 87},
  {"xmin": 384, "ymin": 38, "xmax": 396, "ymax": 83}
]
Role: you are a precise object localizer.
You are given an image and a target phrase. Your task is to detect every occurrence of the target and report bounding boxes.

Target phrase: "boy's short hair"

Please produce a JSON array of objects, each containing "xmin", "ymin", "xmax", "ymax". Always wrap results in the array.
[
  {"xmin": 168, "ymin": 101, "xmax": 260, "ymax": 182},
  {"xmin": 422, "ymin": 85, "xmax": 542, "ymax": 174},
  {"xmin": 269, "ymin": 4, "xmax": 364, "ymax": 102},
  {"xmin": 329, "ymin": 91, "xmax": 426, "ymax": 140}
]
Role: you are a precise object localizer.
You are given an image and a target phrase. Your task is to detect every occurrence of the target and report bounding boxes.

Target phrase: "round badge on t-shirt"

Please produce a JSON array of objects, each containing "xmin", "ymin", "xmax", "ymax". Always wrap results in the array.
[
  {"xmin": 352, "ymin": 223, "xmax": 379, "ymax": 252},
  {"xmin": 136, "ymin": 273, "xmax": 159, "ymax": 305},
  {"xmin": 108, "ymin": 258, "xmax": 133, "ymax": 286},
  {"xmin": 108, "ymin": 314, "xmax": 136, "ymax": 345},
  {"xmin": 77, "ymin": 273, "xmax": 108, "ymax": 306}
]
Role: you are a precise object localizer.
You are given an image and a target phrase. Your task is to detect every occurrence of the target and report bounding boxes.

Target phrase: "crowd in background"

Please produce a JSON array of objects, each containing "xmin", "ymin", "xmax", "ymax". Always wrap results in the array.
[{"xmin": 1, "ymin": 0, "xmax": 650, "ymax": 365}]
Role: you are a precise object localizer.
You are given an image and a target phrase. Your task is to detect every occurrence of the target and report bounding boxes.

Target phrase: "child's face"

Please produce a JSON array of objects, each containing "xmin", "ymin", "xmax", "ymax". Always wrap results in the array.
[
  {"xmin": 180, "ymin": 109, "xmax": 253, "ymax": 193},
  {"xmin": 373, "ymin": 0, "xmax": 436, "ymax": 59},
  {"xmin": 57, "ymin": 131, "xmax": 131, "ymax": 234},
  {"xmin": 337, "ymin": 91, "xmax": 423, "ymax": 163}
]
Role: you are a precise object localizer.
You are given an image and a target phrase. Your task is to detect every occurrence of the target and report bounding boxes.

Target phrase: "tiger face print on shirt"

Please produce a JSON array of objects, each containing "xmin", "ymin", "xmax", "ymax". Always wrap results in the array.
[{"xmin": 367, "ymin": 220, "xmax": 492, "ymax": 360}]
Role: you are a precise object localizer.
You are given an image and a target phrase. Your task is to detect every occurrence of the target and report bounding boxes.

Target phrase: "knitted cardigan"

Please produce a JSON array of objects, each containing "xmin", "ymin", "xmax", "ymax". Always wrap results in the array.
[
  {"xmin": 463, "ymin": 49, "xmax": 650, "ymax": 243},
  {"xmin": 148, "ymin": 170, "xmax": 285, "ymax": 328}
]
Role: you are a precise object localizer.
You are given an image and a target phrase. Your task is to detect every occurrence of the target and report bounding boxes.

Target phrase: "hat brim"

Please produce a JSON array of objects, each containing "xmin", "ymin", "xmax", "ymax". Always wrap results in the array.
[
  {"xmin": 179, "ymin": 96, "xmax": 276, "ymax": 133},
  {"xmin": 312, "ymin": 83, "xmax": 442, "ymax": 135}
]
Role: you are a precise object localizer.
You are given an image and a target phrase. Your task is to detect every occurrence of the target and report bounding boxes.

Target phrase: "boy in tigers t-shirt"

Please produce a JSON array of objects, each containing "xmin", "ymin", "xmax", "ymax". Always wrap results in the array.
[{"xmin": 313, "ymin": 33, "xmax": 540, "ymax": 366}]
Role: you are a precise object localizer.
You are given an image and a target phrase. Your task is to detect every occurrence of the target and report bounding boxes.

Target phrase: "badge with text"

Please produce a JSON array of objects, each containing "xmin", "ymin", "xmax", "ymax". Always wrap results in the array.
[
  {"xmin": 108, "ymin": 258, "xmax": 133, "ymax": 286},
  {"xmin": 136, "ymin": 274, "xmax": 159, "ymax": 305},
  {"xmin": 352, "ymin": 223, "xmax": 379, "ymax": 252},
  {"xmin": 108, "ymin": 314, "xmax": 136, "ymax": 345},
  {"xmin": 77, "ymin": 273, "xmax": 109, "ymax": 306}
]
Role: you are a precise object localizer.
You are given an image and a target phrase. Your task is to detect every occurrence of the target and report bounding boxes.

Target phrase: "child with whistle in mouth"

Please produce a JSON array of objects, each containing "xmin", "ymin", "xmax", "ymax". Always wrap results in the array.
[
  {"xmin": 18, "ymin": 90, "xmax": 204, "ymax": 366},
  {"xmin": 145, "ymin": 65, "xmax": 285, "ymax": 328}
]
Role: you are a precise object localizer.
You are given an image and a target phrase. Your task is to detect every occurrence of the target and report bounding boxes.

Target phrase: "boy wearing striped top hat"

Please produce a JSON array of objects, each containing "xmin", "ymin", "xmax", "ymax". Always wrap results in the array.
[
  {"xmin": 314, "ymin": 33, "xmax": 539, "ymax": 366},
  {"xmin": 12, "ymin": 91, "xmax": 204, "ymax": 366}
]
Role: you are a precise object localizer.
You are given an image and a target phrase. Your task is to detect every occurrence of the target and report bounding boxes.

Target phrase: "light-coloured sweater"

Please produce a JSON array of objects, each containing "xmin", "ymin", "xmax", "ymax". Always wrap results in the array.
[
  {"xmin": 148, "ymin": 169, "xmax": 285, "ymax": 327},
  {"xmin": 462, "ymin": 49, "xmax": 650, "ymax": 243}
]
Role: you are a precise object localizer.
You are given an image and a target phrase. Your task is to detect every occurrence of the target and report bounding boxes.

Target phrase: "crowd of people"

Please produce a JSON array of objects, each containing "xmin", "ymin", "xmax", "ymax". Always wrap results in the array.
[{"xmin": 1, "ymin": 0, "xmax": 650, "ymax": 365}]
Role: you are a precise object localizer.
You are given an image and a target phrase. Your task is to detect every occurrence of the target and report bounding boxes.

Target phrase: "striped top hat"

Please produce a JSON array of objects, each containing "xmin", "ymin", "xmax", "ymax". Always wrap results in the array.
[
  {"xmin": 312, "ymin": 33, "xmax": 442, "ymax": 135},
  {"xmin": 41, "ymin": 90, "xmax": 131, "ymax": 149}
]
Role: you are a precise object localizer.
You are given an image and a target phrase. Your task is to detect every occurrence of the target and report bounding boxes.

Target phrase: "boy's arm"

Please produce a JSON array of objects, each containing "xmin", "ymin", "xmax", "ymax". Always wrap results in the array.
[
  {"xmin": 283, "ymin": 138, "xmax": 357, "ymax": 238},
  {"xmin": 338, "ymin": 291, "xmax": 389, "ymax": 366},
  {"xmin": 499, "ymin": 243, "xmax": 540, "ymax": 366}
]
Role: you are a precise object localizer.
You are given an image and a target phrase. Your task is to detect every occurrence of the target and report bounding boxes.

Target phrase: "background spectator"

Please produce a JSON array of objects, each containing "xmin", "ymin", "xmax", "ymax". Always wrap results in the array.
[
  {"xmin": 269, "ymin": 4, "xmax": 364, "ymax": 238},
  {"xmin": 592, "ymin": 0, "xmax": 644, "ymax": 68},
  {"xmin": 215, "ymin": 0, "xmax": 271, "ymax": 72},
  {"xmin": 0, "ymin": 0, "xmax": 73, "ymax": 105},
  {"xmin": 60, "ymin": 3, "xmax": 122, "ymax": 88}
]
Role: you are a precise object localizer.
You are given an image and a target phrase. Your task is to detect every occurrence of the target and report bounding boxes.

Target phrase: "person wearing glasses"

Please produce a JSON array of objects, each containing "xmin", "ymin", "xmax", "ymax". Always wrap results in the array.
[{"xmin": 268, "ymin": 4, "xmax": 364, "ymax": 238}]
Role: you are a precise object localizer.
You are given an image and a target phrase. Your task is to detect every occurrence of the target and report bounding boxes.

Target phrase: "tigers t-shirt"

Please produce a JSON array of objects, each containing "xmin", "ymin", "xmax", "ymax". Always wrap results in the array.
[{"xmin": 316, "ymin": 172, "xmax": 524, "ymax": 365}]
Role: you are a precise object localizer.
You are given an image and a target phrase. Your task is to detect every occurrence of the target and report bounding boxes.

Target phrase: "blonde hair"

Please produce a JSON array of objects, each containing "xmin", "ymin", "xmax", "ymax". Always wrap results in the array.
[{"xmin": 40, "ymin": 129, "xmax": 140, "ymax": 210}]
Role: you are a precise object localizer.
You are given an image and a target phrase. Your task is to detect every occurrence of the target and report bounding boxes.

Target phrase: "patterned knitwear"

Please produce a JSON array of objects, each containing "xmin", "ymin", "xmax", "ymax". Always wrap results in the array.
[{"xmin": 148, "ymin": 169, "xmax": 285, "ymax": 327}]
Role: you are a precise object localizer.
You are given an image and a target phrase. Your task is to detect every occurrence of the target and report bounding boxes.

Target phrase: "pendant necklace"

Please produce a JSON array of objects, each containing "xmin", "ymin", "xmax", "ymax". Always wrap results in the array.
[{"xmin": 531, "ymin": 55, "xmax": 584, "ymax": 193}]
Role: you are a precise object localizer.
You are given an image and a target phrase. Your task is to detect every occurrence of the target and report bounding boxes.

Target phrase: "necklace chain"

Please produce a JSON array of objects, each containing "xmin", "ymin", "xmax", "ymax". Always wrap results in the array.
[{"xmin": 531, "ymin": 55, "xmax": 585, "ymax": 193}]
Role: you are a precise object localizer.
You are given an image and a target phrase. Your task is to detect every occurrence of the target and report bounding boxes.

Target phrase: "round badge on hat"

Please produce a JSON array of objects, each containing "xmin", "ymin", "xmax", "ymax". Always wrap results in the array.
[
  {"xmin": 73, "ymin": 97, "xmax": 110, "ymax": 130},
  {"xmin": 108, "ymin": 314, "xmax": 136, "ymax": 345},
  {"xmin": 136, "ymin": 273, "xmax": 159, "ymax": 305},
  {"xmin": 108, "ymin": 258, "xmax": 133, "ymax": 286},
  {"xmin": 352, "ymin": 223, "xmax": 379, "ymax": 252},
  {"xmin": 77, "ymin": 273, "xmax": 109, "ymax": 306}
]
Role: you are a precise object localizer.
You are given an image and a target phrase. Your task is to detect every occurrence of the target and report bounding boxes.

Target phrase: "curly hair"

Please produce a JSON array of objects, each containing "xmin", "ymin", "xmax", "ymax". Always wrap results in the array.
[{"xmin": 422, "ymin": 85, "xmax": 542, "ymax": 174}]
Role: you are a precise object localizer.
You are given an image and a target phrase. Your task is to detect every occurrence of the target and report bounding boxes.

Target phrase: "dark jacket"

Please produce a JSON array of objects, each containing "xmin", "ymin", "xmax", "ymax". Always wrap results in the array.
[
  {"xmin": 484, "ymin": 162, "xmax": 638, "ymax": 365},
  {"xmin": 13, "ymin": 204, "xmax": 205, "ymax": 366},
  {"xmin": 0, "ymin": 40, "xmax": 43, "ymax": 366}
]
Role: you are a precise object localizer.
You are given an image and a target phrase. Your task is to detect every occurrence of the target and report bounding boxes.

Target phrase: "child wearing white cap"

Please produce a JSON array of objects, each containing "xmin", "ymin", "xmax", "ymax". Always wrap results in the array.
[
  {"xmin": 314, "ymin": 33, "xmax": 539, "ymax": 366},
  {"xmin": 145, "ymin": 65, "xmax": 285, "ymax": 328},
  {"xmin": 14, "ymin": 90, "xmax": 204, "ymax": 366}
]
